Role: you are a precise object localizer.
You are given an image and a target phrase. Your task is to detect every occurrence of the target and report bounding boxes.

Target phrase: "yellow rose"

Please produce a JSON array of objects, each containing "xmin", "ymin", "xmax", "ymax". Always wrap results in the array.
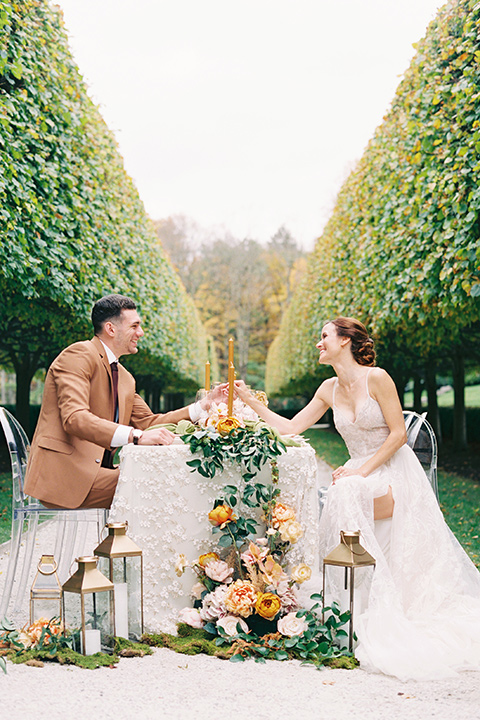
[
  {"xmin": 291, "ymin": 564, "xmax": 312, "ymax": 584},
  {"xmin": 255, "ymin": 592, "xmax": 282, "ymax": 620},
  {"xmin": 198, "ymin": 552, "xmax": 220, "ymax": 568},
  {"xmin": 224, "ymin": 580, "xmax": 258, "ymax": 618},
  {"xmin": 216, "ymin": 416, "xmax": 242, "ymax": 435},
  {"xmin": 279, "ymin": 520, "xmax": 304, "ymax": 544},
  {"xmin": 208, "ymin": 504, "xmax": 234, "ymax": 526}
]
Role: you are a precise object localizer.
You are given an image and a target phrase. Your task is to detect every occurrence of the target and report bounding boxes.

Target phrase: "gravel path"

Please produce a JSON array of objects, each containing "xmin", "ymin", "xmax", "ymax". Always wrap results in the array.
[{"xmin": 1, "ymin": 458, "xmax": 479, "ymax": 719}]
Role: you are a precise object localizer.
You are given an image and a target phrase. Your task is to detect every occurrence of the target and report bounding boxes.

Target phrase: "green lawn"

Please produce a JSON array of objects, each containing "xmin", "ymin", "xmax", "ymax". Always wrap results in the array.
[
  {"xmin": 404, "ymin": 383, "xmax": 480, "ymax": 408},
  {"xmin": 0, "ymin": 472, "xmax": 11, "ymax": 544},
  {"xmin": 304, "ymin": 427, "xmax": 480, "ymax": 568}
]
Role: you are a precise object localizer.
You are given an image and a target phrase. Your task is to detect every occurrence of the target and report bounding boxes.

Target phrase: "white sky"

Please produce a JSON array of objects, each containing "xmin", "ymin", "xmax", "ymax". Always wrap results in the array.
[{"xmin": 54, "ymin": 0, "xmax": 444, "ymax": 250}]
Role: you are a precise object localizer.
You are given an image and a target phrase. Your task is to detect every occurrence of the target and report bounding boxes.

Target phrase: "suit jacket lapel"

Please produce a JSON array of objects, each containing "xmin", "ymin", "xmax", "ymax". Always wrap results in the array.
[{"xmin": 91, "ymin": 337, "xmax": 116, "ymax": 420}]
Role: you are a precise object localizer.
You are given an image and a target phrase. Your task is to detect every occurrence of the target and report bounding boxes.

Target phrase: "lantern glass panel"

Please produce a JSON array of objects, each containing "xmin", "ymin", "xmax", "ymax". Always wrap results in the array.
[
  {"xmin": 98, "ymin": 555, "xmax": 142, "ymax": 640},
  {"xmin": 63, "ymin": 590, "xmax": 115, "ymax": 655}
]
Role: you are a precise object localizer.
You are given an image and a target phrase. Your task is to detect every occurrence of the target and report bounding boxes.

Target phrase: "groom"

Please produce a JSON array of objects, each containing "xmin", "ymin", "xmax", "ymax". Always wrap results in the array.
[{"xmin": 24, "ymin": 294, "xmax": 208, "ymax": 509}]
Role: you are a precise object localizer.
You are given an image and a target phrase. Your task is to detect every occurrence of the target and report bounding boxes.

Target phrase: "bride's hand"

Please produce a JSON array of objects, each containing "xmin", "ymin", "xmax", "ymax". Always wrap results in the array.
[
  {"xmin": 332, "ymin": 465, "xmax": 363, "ymax": 483},
  {"xmin": 233, "ymin": 379, "xmax": 251, "ymax": 401}
]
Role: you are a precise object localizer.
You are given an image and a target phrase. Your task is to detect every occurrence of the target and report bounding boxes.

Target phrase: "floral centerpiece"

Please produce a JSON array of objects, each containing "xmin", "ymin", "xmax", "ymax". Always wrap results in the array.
[
  {"xmin": 176, "ymin": 497, "xmax": 308, "ymax": 638},
  {"xmin": 173, "ymin": 470, "xmax": 353, "ymax": 666}
]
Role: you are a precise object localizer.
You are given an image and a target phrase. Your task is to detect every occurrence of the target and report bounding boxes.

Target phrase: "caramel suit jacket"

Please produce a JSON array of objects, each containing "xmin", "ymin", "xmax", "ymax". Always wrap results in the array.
[{"xmin": 24, "ymin": 336, "xmax": 170, "ymax": 508}]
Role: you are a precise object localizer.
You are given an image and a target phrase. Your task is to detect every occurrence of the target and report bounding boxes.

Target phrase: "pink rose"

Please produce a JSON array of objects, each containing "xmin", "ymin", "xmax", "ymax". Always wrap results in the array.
[
  {"xmin": 178, "ymin": 607, "xmax": 204, "ymax": 629},
  {"xmin": 204, "ymin": 560, "xmax": 234, "ymax": 584},
  {"xmin": 277, "ymin": 612, "xmax": 308, "ymax": 637},
  {"xmin": 217, "ymin": 615, "xmax": 249, "ymax": 636}
]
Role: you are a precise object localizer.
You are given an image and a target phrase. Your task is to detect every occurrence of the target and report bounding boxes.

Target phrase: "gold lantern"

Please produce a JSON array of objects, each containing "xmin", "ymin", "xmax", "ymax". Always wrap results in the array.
[
  {"xmin": 62, "ymin": 556, "xmax": 115, "ymax": 655},
  {"xmin": 322, "ymin": 530, "xmax": 376, "ymax": 652},
  {"xmin": 30, "ymin": 554, "xmax": 62, "ymax": 625},
  {"xmin": 94, "ymin": 523, "xmax": 144, "ymax": 641}
]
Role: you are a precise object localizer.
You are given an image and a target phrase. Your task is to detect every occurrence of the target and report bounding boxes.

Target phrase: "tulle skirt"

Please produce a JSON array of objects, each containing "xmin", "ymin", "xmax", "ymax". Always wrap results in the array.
[{"xmin": 316, "ymin": 445, "xmax": 480, "ymax": 680}]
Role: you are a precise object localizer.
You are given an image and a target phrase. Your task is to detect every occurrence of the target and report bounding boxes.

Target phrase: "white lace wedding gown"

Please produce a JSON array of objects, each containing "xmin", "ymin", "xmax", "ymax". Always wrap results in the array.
[{"xmin": 318, "ymin": 373, "xmax": 480, "ymax": 680}]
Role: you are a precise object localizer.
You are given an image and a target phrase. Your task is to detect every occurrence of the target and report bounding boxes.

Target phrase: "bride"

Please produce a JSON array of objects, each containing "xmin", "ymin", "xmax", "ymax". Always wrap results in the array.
[{"xmin": 234, "ymin": 316, "xmax": 480, "ymax": 680}]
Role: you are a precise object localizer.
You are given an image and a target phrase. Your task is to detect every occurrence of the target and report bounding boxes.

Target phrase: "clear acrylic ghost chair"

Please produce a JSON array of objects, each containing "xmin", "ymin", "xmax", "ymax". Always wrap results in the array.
[
  {"xmin": 0, "ymin": 407, "xmax": 108, "ymax": 619},
  {"xmin": 403, "ymin": 410, "xmax": 439, "ymax": 502}
]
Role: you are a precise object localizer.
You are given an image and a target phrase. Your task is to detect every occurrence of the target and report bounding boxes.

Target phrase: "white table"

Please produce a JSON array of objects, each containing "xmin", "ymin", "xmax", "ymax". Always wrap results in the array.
[{"xmin": 109, "ymin": 441, "xmax": 320, "ymax": 634}]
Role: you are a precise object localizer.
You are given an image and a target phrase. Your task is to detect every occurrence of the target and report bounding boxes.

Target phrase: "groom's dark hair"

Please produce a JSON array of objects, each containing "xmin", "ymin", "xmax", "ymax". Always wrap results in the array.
[{"xmin": 92, "ymin": 294, "xmax": 137, "ymax": 334}]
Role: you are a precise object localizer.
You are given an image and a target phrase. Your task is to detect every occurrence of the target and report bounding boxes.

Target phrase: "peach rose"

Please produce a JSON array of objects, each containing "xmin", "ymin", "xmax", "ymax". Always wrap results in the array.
[
  {"xmin": 191, "ymin": 582, "xmax": 206, "ymax": 600},
  {"xmin": 217, "ymin": 615, "xmax": 250, "ymax": 636},
  {"xmin": 291, "ymin": 564, "xmax": 312, "ymax": 584},
  {"xmin": 216, "ymin": 416, "xmax": 242, "ymax": 435},
  {"xmin": 255, "ymin": 592, "xmax": 282, "ymax": 620},
  {"xmin": 224, "ymin": 580, "xmax": 258, "ymax": 618},
  {"xmin": 271, "ymin": 502, "xmax": 296, "ymax": 529},
  {"xmin": 208, "ymin": 504, "xmax": 234, "ymax": 526},
  {"xmin": 277, "ymin": 612, "xmax": 308, "ymax": 637},
  {"xmin": 279, "ymin": 520, "xmax": 303, "ymax": 544},
  {"xmin": 198, "ymin": 552, "xmax": 220, "ymax": 568}
]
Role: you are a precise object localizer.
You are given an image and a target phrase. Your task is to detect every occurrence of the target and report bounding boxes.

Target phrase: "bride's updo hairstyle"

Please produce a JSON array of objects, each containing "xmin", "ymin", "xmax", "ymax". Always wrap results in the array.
[{"xmin": 331, "ymin": 316, "xmax": 376, "ymax": 366}]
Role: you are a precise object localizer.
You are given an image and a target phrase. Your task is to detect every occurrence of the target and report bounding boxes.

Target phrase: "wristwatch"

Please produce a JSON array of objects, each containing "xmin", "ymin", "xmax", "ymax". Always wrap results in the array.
[{"xmin": 132, "ymin": 429, "xmax": 144, "ymax": 445}]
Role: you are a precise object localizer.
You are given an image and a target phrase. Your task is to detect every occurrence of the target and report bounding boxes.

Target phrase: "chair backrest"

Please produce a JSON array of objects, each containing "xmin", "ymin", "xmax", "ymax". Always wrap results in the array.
[
  {"xmin": 0, "ymin": 407, "xmax": 30, "ymax": 507},
  {"xmin": 403, "ymin": 410, "xmax": 439, "ymax": 501}
]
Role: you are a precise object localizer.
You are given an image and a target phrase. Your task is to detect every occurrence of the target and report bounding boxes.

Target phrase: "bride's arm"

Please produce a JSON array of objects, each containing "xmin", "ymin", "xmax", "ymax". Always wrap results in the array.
[
  {"xmin": 234, "ymin": 379, "xmax": 332, "ymax": 435},
  {"xmin": 335, "ymin": 368, "xmax": 407, "ymax": 480}
]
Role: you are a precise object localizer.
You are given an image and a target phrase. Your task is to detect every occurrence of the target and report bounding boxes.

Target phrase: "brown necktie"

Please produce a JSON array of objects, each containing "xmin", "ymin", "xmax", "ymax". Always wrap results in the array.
[{"xmin": 111, "ymin": 361, "xmax": 119, "ymax": 422}]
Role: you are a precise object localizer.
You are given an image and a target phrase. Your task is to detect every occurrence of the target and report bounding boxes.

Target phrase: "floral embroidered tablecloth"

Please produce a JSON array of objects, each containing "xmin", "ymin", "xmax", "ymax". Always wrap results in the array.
[{"xmin": 109, "ymin": 441, "xmax": 320, "ymax": 634}]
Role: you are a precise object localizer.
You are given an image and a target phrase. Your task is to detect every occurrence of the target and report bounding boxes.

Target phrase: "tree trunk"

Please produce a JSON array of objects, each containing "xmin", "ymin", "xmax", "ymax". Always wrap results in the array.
[
  {"xmin": 452, "ymin": 348, "xmax": 467, "ymax": 450},
  {"xmin": 412, "ymin": 371, "xmax": 423, "ymax": 412},
  {"xmin": 425, "ymin": 362, "xmax": 442, "ymax": 445},
  {"xmin": 12, "ymin": 351, "xmax": 41, "ymax": 436},
  {"xmin": 391, "ymin": 370, "xmax": 407, "ymax": 407}
]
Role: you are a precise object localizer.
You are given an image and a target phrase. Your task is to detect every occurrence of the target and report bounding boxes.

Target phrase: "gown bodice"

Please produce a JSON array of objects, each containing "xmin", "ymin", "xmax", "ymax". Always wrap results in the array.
[{"xmin": 332, "ymin": 375, "xmax": 389, "ymax": 460}]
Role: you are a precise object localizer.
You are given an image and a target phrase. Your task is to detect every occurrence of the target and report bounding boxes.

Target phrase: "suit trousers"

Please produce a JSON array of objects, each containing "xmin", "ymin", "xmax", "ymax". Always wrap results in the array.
[{"xmin": 41, "ymin": 467, "xmax": 120, "ymax": 509}]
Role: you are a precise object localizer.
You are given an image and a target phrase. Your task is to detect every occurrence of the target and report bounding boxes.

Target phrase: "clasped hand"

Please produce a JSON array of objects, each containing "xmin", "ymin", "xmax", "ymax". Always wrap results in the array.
[{"xmin": 331, "ymin": 465, "xmax": 364, "ymax": 483}]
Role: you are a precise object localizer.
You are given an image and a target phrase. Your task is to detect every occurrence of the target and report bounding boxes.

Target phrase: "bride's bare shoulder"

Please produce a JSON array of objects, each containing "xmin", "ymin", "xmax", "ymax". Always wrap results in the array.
[
  {"xmin": 369, "ymin": 367, "xmax": 395, "ymax": 391},
  {"xmin": 315, "ymin": 377, "xmax": 336, "ymax": 402}
]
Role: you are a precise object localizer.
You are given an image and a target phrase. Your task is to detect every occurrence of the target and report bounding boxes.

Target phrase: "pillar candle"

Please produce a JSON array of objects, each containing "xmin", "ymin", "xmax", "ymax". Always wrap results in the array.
[
  {"xmin": 205, "ymin": 361, "xmax": 210, "ymax": 391},
  {"xmin": 83, "ymin": 628, "xmax": 101, "ymax": 655},
  {"xmin": 228, "ymin": 363, "xmax": 234, "ymax": 416},
  {"xmin": 114, "ymin": 582, "xmax": 129, "ymax": 639}
]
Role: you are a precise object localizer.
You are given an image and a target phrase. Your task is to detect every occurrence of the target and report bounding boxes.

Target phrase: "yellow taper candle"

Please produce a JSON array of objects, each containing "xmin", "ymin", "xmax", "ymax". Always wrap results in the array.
[
  {"xmin": 205, "ymin": 361, "xmax": 210, "ymax": 391},
  {"xmin": 228, "ymin": 337, "xmax": 234, "ymax": 367},
  {"xmin": 228, "ymin": 363, "xmax": 234, "ymax": 415}
]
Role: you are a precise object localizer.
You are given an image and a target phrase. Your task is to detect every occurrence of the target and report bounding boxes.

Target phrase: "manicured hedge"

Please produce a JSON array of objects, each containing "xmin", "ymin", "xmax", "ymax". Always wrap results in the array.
[
  {"xmin": 266, "ymin": 0, "xmax": 480, "ymax": 398},
  {"xmin": 0, "ymin": 0, "xmax": 207, "ymax": 423}
]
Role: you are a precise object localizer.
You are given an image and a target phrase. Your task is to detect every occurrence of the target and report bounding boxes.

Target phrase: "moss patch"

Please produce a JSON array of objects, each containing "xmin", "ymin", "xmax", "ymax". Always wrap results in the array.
[{"xmin": 142, "ymin": 628, "xmax": 231, "ymax": 659}]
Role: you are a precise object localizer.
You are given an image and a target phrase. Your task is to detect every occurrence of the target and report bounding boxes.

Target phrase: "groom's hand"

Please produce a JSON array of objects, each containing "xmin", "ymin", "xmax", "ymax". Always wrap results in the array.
[{"xmin": 130, "ymin": 427, "xmax": 176, "ymax": 445}]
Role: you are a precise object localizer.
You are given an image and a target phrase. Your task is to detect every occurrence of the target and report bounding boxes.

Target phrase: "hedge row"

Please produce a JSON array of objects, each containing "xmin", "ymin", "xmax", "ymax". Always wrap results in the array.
[
  {"xmin": 266, "ymin": 0, "xmax": 480, "ymax": 397},
  {"xmin": 0, "ymin": 0, "xmax": 207, "ymax": 414}
]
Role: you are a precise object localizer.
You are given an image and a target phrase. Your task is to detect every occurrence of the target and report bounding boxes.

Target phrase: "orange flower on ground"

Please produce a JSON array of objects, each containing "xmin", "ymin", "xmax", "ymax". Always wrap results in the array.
[
  {"xmin": 26, "ymin": 617, "xmax": 63, "ymax": 645},
  {"xmin": 224, "ymin": 580, "xmax": 258, "ymax": 618},
  {"xmin": 255, "ymin": 592, "xmax": 282, "ymax": 620},
  {"xmin": 216, "ymin": 417, "xmax": 242, "ymax": 435},
  {"xmin": 271, "ymin": 502, "xmax": 296, "ymax": 529},
  {"xmin": 208, "ymin": 505, "xmax": 235, "ymax": 527},
  {"xmin": 198, "ymin": 552, "xmax": 220, "ymax": 568}
]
